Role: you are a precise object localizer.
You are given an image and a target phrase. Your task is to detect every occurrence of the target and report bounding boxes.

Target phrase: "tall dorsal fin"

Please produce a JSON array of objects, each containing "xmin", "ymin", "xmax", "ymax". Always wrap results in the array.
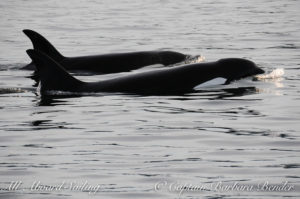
[
  {"xmin": 26, "ymin": 49, "xmax": 83, "ymax": 94},
  {"xmin": 23, "ymin": 29, "xmax": 65, "ymax": 62}
]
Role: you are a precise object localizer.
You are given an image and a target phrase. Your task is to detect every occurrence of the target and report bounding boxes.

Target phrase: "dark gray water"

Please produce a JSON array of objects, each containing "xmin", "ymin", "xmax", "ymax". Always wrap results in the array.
[{"xmin": 0, "ymin": 0, "xmax": 300, "ymax": 198}]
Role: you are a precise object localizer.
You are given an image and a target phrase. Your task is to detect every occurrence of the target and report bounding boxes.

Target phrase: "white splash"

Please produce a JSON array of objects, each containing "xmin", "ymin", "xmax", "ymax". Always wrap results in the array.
[
  {"xmin": 253, "ymin": 68, "xmax": 284, "ymax": 80},
  {"xmin": 171, "ymin": 55, "xmax": 205, "ymax": 67},
  {"xmin": 184, "ymin": 55, "xmax": 205, "ymax": 64}
]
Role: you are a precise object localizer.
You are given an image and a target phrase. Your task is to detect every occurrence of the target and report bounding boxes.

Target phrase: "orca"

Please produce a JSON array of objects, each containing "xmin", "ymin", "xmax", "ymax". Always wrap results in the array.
[
  {"xmin": 22, "ymin": 29, "xmax": 189, "ymax": 73},
  {"xmin": 26, "ymin": 49, "xmax": 265, "ymax": 95}
]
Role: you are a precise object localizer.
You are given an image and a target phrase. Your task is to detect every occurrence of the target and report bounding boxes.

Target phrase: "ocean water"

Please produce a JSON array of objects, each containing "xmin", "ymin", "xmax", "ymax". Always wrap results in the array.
[{"xmin": 0, "ymin": 0, "xmax": 300, "ymax": 198}]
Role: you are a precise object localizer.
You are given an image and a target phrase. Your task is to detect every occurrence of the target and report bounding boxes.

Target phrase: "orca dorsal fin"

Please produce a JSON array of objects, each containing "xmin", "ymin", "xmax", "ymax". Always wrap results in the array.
[
  {"xmin": 26, "ymin": 49, "xmax": 83, "ymax": 94},
  {"xmin": 23, "ymin": 29, "xmax": 65, "ymax": 63}
]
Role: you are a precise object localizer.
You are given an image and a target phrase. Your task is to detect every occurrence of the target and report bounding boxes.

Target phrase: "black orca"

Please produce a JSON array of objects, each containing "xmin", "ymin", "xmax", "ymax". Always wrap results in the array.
[
  {"xmin": 22, "ymin": 29, "xmax": 188, "ymax": 73},
  {"xmin": 26, "ymin": 49, "xmax": 264, "ymax": 95}
]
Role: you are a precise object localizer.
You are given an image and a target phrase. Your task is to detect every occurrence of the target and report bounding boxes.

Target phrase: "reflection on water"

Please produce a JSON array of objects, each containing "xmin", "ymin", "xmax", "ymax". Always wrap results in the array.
[
  {"xmin": 37, "ymin": 95, "xmax": 82, "ymax": 106},
  {"xmin": 35, "ymin": 86, "xmax": 260, "ymax": 106}
]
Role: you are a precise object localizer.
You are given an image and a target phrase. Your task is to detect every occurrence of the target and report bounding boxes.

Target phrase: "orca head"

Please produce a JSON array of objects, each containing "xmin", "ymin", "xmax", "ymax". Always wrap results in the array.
[{"xmin": 217, "ymin": 58, "xmax": 265, "ymax": 84}]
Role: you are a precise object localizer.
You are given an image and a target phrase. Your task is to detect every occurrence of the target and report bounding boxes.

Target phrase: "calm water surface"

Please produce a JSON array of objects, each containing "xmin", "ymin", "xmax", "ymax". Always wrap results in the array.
[{"xmin": 0, "ymin": 0, "xmax": 300, "ymax": 198}]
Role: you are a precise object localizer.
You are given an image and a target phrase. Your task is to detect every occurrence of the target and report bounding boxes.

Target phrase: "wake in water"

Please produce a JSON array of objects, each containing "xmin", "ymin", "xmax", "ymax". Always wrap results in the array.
[
  {"xmin": 253, "ymin": 68, "xmax": 284, "ymax": 80},
  {"xmin": 0, "ymin": 87, "xmax": 36, "ymax": 94},
  {"xmin": 0, "ymin": 88, "xmax": 24, "ymax": 94}
]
